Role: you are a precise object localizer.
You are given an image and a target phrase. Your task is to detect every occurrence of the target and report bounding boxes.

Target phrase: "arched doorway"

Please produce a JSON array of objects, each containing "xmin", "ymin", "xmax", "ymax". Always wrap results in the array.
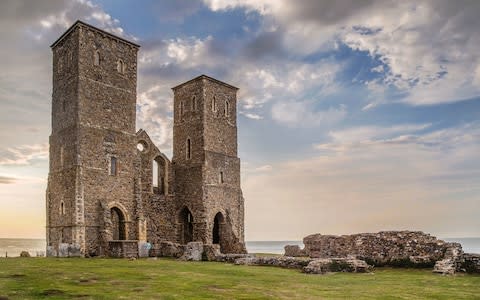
[
  {"xmin": 111, "ymin": 207, "xmax": 126, "ymax": 240},
  {"xmin": 212, "ymin": 212, "xmax": 225, "ymax": 247},
  {"xmin": 179, "ymin": 207, "xmax": 194, "ymax": 244}
]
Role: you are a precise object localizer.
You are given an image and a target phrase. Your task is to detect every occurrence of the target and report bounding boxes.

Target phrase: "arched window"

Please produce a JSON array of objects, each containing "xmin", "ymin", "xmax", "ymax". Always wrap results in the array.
[
  {"xmin": 110, "ymin": 156, "xmax": 117, "ymax": 176},
  {"xmin": 117, "ymin": 59, "xmax": 124, "ymax": 73},
  {"xmin": 212, "ymin": 96, "xmax": 217, "ymax": 112},
  {"xmin": 94, "ymin": 50, "xmax": 100, "ymax": 66},
  {"xmin": 186, "ymin": 138, "xmax": 191, "ymax": 160},
  {"xmin": 192, "ymin": 96, "xmax": 197, "ymax": 111},
  {"xmin": 224, "ymin": 100, "xmax": 230, "ymax": 117}
]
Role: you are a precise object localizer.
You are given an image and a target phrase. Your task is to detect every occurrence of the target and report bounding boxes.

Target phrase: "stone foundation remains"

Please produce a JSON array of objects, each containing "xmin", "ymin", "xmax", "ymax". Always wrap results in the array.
[{"xmin": 285, "ymin": 231, "xmax": 480, "ymax": 274}]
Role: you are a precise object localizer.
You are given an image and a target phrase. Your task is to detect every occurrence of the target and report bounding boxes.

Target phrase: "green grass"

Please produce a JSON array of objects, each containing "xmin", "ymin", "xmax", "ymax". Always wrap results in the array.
[{"xmin": 0, "ymin": 257, "xmax": 479, "ymax": 299}]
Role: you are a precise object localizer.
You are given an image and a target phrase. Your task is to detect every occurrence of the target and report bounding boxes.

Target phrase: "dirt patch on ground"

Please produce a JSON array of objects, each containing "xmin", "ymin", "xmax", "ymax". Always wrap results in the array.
[
  {"xmin": 78, "ymin": 277, "xmax": 98, "ymax": 284},
  {"xmin": 40, "ymin": 289, "xmax": 66, "ymax": 296},
  {"xmin": 7, "ymin": 274, "xmax": 26, "ymax": 278},
  {"xmin": 206, "ymin": 285, "xmax": 226, "ymax": 292}
]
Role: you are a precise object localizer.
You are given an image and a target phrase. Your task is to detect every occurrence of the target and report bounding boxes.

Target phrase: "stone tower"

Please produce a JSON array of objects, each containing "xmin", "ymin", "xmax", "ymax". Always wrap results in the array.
[
  {"xmin": 46, "ymin": 21, "xmax": 141, "ymax": 256},
  {"xmin": 172, "ymin": 75, "xmax": 246, "ymax": 253}
]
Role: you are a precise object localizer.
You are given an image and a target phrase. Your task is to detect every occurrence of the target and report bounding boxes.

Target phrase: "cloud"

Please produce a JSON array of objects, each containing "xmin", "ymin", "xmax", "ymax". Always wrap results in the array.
[
  {"xmin": 136, "ymin": 84, "xmax": 174, "ymax": 154},
  {"xmin": 321, "ymin": 123, "xmax": 431, "ymax": 145},
  {"xmin": 243, "ymin": 122, "xmax": 480, "ymax": 239},
  {"xmin": 149, "ymin": 0, "xmax": 203, "ymax": 22},
  {"xmin": 0, "ymin": 143, "xmax": 49, "ymax": 166},
  {"xmin": 254, "ymin": 164, "xmax": 272, "ymax": 172},
  {"xmin": 0, "ymin": 176, "xmax": 17, "ymax": 184},
  {"xmin": 271, "ymin": 102, "xmax": 346, "ymax": 127},
  {"xmin": 0, "ymin": 0, "xmax": 133, "ymax": 158},
  {"xmin": 240, "ymin": 112, "xmax": 263, "ymax": 120},
  {"xmin": 204, "ymin": 0, "xmax": 480, "ymax": 107}
]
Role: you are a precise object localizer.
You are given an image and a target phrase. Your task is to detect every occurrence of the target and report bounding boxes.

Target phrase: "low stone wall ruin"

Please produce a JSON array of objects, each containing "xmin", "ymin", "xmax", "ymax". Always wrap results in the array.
[
  {"xmin": 300, "ymin": 231, "xmax": 449, "ymax": 267},
  {"xmin": 284, "ymin": 231, "xmax": 479, "ymax": 274},
  {"xmin": 463, "ymin": 253, "xmax": 480, "ymax": 273},
  {"xmin": 108, "ymin": 241, "xmax": 139, "ymax": 258}
]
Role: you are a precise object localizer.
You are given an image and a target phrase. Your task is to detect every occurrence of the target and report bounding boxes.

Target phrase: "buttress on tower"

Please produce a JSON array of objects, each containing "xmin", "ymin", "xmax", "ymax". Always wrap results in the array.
[{"xmin": 46, "ymin": 20, "xmax": 246, "ymax": 257}]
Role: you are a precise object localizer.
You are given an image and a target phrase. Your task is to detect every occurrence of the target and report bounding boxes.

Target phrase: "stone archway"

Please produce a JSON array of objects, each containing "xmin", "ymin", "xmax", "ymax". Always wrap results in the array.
[
  {"xmin": 111, "ymin": 207, "xmax": 126, "ymax": 240},
  {"xmin": 212, "ymin": 212, "xmax": 227, "ymax": 252},
  {"xmin": 179, "ymin": 207, "xmax": 194, "ymax": 244}
]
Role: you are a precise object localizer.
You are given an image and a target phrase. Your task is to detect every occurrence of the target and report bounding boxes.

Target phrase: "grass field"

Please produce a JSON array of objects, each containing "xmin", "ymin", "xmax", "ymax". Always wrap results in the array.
[{"xmin": 0, "ymin": 257, "xmax": 479, "ymax": 299}]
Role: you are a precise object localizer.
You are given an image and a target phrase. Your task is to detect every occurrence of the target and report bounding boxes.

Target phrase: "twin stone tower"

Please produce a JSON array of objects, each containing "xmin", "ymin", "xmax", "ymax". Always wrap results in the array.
[{"xmin": 46, "ymin": 21, "xmax": 246, "ymax": 257}]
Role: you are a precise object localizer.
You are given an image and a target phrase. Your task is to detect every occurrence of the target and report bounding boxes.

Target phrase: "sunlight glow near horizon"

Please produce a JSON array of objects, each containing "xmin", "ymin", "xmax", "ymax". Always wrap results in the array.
[{"xmin": 1, "ymin": 0, "xmax": 480, "ymax": 239}]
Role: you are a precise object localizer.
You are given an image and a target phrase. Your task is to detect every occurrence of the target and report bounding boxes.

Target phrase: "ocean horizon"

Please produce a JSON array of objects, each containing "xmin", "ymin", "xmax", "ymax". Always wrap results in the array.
[{"xmin": 1, "ymin": 237, "xmax": 479, "ymax": 257}]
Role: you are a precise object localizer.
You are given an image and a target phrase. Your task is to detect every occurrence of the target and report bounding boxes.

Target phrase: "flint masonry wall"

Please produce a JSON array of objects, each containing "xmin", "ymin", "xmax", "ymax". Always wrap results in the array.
[
  {"xmin": 47, "ymin": 21, "xmax": 140, "ymax": 257},
  {"xmin": 172, "ymin": 77, "xmax": 246, "ymax": 253},
  {"xmin": 290, "ymin": 231, "xmax": 452, "ymax": 267}
]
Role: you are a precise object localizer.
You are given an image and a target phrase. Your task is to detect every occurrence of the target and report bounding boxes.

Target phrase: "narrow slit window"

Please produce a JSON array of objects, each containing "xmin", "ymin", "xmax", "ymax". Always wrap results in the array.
[
  {"xmin": 219, "ymin": 171, "xmax": 224, "ymax": 184},
  {"xmin": 110, "ymin": 156, "xmax": 117, "ymax": 175},
  {"xmin": 60, "ymin": 201, "xmax": 65, "ymax": 215},
  {"xmin": 212, "ymin": 96, "xmax": 217, "ymax": 112},
  {"xmin": 192, "ymin": 96, "xmax": 197, "ymax": 111},
  {"xmin": 180, "ymin": 101, "xmax": 184, "ymax": 116},
  {"xmin": 186, "ymin": 138, "xmax": 191, "ymax": 160},
  {"xmin": 60, "ymin": 146, "xmax": 64, "ymax": 167},
  {"xmin": 117, "ymin": 59, "xmax": 124, "ymax": 73},
  {"xmin": 225, "ymin": 100, "xmax": 230, "ymax": 116},
  {"xmin": 94, "ymin": 50, "xmax": 100, "ymax": 66},
  {"xmin": 152, "ymin": 160, "xmax": 158, "ymax": 187}
]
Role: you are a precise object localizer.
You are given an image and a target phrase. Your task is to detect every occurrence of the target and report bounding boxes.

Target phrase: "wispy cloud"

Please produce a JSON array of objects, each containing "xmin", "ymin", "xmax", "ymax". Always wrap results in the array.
[
  {"xmin": 0, "ymin": 143, "xmax": 48, "ymax": 165},
  {"xmin": 0, "ymin": 175, "xmax": 17, "ymax": 184},
  {"xmin": 244, "ymin": 122, "xmax": 480, "ymax": 239},
  {"xmin": 205, "ymin": 0, "xmax": 480, "ymax": 107},
  {"xmin": 271, "ymin": 102, "xmax": 346, "ymax": 127}
]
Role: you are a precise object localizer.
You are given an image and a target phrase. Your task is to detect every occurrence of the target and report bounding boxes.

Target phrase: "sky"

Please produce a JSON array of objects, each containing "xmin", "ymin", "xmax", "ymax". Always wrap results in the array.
[{"xmin": 0, "ymin": 0, "xmax": 479, "ymax": 240}]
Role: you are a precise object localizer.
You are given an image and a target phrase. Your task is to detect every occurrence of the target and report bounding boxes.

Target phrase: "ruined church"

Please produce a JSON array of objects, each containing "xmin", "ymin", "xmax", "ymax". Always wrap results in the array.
[{"xmin": 46, "ymin": 21, "xmax": 246, "ymax": 257}]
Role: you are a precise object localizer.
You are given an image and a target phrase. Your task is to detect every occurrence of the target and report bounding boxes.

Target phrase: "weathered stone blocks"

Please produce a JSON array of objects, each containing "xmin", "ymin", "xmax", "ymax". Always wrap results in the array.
[
  {"xmin": 284, "ymin": 245, "xmax": 308, "ymax": 257},
  {"xmin": 180, "ymin": 242, "xmax": 204, "ymax": 261},
  {"xmin": 154, "ymin": 241, "xmax": 185, "ymax": 258},
  {"xmin": 303, "ymin": 258, "xmax": 373, "ymax": 274}
]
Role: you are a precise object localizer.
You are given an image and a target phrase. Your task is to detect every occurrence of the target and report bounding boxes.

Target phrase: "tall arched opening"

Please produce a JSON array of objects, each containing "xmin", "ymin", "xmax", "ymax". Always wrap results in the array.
[
  {"xmin": 179, "ymin": 207, "xmax": 194, "ymax": 244},
  {"xmin": 153, "ymin": 155, "xmax": 167, "ymax": 195},
  {"xmin": 212, "ymin": 212, "xmax": 226, "ymax": 252},
  {"xmin": 111, "ymin": 207, "xmax": 126, "ymax": 240}
]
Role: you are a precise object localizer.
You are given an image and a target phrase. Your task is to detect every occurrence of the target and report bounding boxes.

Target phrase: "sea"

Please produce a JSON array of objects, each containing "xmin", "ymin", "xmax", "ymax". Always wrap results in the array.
[{"xmin": 0, "ymin": 238, "xmax": 479, "ymax": 257}]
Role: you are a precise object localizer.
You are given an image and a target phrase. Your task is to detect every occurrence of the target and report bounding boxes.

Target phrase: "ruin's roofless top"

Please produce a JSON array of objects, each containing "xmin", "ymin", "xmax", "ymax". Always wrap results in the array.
[{"xmin": 50, "ymin": 20, "xmax": 141, "ymax": 49}]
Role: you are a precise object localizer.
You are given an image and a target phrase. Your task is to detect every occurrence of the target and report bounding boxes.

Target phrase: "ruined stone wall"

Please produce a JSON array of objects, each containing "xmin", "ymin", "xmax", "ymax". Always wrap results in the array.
[
  {"xmin": 463, "ymin": 254, "xmax": 480, "ymax": 273},
  {"xmin": 203, "ymin": 79, "xmax": 238, "ymax": 157},
  {"xmin": 172, "ymin": 79, "xmax": 207, "ymax": 243},
  {"xmin": 134, "ymin": 130, "xmax": 177, "ymax": 245},
  {"xmin": 202, "ymin": 79, "xmax": 245, "ymax": 253},
  {"xmin": 48, "ymin": 22, "xmax": 246, "ymax": 257},
  {"xmin": 298, "ymin": 231, "xmax": 451, "ymax": 267},
  {"xmin": 76, "ymin": 24, "xmax": 139, "ymax": 256},
  {"xmin": 171, "ymin": 76, "xmax": 246, "ymax": 253},
  {"xmin": 47, "ymin": 26, "xmax": 80, "ymax": 254},
  {"xmin": 48, "ymin": 22, "xmax": 140, "ymax": 257}
]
